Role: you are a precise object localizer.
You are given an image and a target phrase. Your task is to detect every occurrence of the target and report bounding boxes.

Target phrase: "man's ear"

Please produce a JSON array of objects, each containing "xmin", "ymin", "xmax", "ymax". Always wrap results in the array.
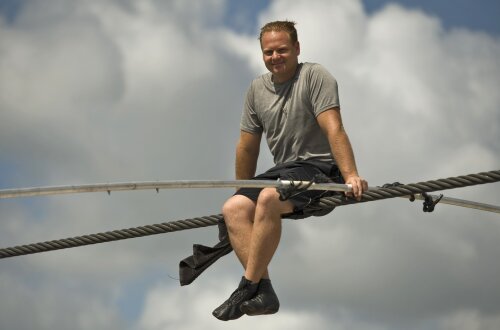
[{"xmin": 295, "ymin": 41, "xmax": 300, "ymax": 55}]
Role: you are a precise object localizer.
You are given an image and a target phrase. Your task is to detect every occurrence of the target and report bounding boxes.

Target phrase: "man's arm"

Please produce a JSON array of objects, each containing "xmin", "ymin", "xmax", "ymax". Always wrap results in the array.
[
  {"xmin": 316, "ymin": 108, "xmax": 368, "ymax": 199},
  {"xmin": 235, "ymin": 131, "xmax": 262, "ymax": 180}
]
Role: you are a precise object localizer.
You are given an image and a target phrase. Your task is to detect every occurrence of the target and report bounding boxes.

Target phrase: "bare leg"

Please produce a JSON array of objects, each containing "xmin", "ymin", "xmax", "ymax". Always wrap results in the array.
[
  {"xmin": 223, "ymin": 192, "xmax": 287, "ymax": 280},
  {"xmin": 244, "ymin": 188, "xmax": 293, "ymax": 283},
  {"xmin": 214, "ymin": 190, "xmax": 290, "ymax": 320},
  {"xmin": 222, "ymin": 195, "xmax": 255, "ymax": 270}
]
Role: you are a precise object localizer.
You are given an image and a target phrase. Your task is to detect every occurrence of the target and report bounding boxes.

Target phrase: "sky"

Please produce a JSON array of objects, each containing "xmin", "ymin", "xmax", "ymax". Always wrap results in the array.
[{"xmin": 0, "ymin": 0, "xmax": 499, "ymax": 329}]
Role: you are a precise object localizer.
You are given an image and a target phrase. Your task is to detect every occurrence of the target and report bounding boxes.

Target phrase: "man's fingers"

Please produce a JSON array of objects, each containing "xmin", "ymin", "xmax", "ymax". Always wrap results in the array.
[{"xmin": 346, "ymin": 177, "xmax": 368, "ymax": 201}]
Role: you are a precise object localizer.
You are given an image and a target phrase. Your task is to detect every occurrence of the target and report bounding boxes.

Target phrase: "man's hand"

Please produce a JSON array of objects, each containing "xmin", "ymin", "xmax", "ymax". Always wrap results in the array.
[{"xmin": 345, "ymin": 175, "xmax": 368, "ymax": 201}]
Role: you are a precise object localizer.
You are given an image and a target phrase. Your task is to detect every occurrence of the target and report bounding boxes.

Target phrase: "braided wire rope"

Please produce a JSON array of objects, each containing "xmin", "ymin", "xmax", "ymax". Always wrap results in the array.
[
  {"xmin": 316, "ymin": 170, "xmax": 500, "ymax": 209},
  {"xmin": 1, "ymin": 170, "xmax": 499, "ymax": 259}
]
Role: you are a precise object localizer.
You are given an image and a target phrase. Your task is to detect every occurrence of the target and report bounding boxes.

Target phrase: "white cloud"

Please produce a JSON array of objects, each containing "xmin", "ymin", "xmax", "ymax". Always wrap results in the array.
[
  {"xmin": 0, "ymin": 270, "xmax": 125, "ymax": 330},
  {"xmin": 437, "ymin": 309, "xmax": 500, "ymax": 330},
  {"xmin": 137, "ymin": 281, "xmax": 331, "ymax": 330},
  {"xmin": 1, "ymin": 0, "xmax": 499, "ymax": 329}
]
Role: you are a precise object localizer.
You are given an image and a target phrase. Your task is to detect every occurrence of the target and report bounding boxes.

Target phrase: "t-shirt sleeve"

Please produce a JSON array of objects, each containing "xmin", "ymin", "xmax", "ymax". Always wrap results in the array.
[
  {"xmin": 240, "ymin": 82, "xmax": 263, "ymax": 134},
  {"xmin": 307, "ymin": 63, "xmax": 340, "ymax": 117}
]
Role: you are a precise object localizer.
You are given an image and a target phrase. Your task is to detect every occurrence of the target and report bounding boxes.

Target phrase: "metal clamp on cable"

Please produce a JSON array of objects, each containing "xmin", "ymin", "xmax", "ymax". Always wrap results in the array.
[
  {"xmin": 421, "ymin": 192, "xmax": 443, "ymax": 212},
  {"xmin": 277, "ymin": 179, "xmax": 312, "ymax": 201},
  {"xmin": 277, "ymin": 173, "xmax": 333, "ymax": 201},
  {"xmin": 381, "ymin": 182, "xmax": 443, "ymax": 213}
]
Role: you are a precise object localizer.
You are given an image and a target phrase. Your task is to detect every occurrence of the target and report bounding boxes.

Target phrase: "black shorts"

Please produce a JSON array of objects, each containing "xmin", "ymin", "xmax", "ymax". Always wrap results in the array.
[{"xmin": 235, "ymin": 159, "xmax": 344, "ymax": 219}]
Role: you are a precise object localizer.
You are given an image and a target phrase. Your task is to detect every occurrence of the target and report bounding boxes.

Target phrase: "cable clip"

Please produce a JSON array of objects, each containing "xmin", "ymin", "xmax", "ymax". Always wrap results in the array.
[
  {"xmin": 421, "ymin": 192, "xmax": 443, "ymax": 212},
  {"xmin": 277, "ymin": 179, "xmax": 312, "ymax": 201},
  {"xmin": 381, "ymin": 182, "xmax": 443, "ymax": 213},
  {"xmin": 277, "ymin": 173, "xmax": 332, "ymax": 201}
]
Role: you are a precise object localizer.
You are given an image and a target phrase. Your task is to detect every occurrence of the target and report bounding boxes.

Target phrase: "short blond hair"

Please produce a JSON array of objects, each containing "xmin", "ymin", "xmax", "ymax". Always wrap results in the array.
[{"xmin": 259, "ymin": 20, "xmax": 298, "ymax": 44}]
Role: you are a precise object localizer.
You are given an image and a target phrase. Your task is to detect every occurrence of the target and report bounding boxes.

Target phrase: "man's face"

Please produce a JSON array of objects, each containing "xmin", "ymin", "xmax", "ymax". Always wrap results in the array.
[{"xmin": 261, "ymin": 31, "xmax": 300, "ymax": 83}]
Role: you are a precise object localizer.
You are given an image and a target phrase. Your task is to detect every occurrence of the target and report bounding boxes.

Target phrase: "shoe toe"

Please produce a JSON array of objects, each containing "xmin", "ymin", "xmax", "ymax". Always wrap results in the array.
[
  {"xmin": 213, "ymin": 305, "xmax": 242, "ymax": 321},
  {"xmin": 212, "ymin": 307, "xmax": 225, "ymax": 320},
  {"xmin": 212, "ymin": 277, "xmax": 259, "ymax": 321}
]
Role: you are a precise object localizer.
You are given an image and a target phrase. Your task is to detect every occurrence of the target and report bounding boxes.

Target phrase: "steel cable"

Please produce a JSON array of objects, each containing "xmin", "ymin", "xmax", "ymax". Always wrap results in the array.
[{"xmin": 1, "ymin": 170, "xmax": 498, "ymax": 259}]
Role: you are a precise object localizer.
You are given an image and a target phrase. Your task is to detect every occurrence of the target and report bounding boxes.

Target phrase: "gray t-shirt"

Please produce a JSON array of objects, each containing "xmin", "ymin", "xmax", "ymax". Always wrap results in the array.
[{"xmin": 240, "ymin": 62, "xmax": 340, "ymax": 165}]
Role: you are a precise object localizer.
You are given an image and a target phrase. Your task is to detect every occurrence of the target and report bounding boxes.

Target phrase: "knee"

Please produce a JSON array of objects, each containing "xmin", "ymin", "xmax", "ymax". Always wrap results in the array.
[
  {"xmin": 222, "ymin": 195, "xmax": 255, "ymax": 225},
  {"xmin": 256, "ymin": 188, "xmax": 294, "ymax": 217},
  {"xmin": 256, "ymin": 188, "xmax": 281, "ymax": 210}
]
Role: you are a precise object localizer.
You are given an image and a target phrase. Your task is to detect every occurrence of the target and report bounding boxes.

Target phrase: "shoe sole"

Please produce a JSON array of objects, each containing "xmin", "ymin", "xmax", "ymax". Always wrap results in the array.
[{"xmin": 240, "ymin": 304, "xmax": 279, "ymax": 316}]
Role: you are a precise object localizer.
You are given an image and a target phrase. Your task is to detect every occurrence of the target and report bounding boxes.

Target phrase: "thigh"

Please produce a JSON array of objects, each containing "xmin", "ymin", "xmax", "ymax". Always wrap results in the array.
[{"xmin": 234, "ymin": 160, "xmax": 339, "ymax": 218}]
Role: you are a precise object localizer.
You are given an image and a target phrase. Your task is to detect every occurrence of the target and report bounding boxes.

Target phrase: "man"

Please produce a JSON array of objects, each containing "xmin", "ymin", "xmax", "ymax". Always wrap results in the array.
[{"xmin": 212, "ymin": 20, "xmax": 368, "ymax": 321}]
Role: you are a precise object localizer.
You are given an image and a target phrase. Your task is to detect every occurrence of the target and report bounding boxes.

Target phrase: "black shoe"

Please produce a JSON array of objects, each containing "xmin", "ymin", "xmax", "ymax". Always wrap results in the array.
[
  {"xmin": 212, "ymin": 277, "xmax": 259, "ymax": 321},
  {"xmin": 240, "ymin": 278, "xmax": 280, "ymax": 316}
]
